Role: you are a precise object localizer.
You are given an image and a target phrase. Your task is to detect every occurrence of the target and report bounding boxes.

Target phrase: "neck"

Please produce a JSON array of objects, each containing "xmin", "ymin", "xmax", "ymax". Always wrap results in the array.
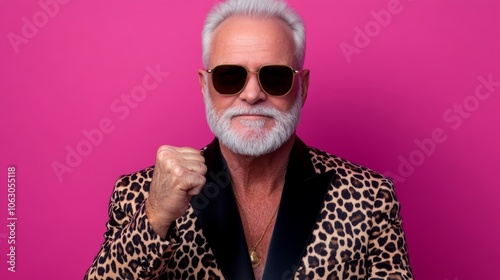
[{"xmin": 220, "ymin": 135, "xmax": 296, "ymax": 196}]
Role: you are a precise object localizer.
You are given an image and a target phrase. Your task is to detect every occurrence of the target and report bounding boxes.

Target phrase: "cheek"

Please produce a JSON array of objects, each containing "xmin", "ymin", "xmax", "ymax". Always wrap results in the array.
[
  {"xmin": 208, "ymin": 90, "xmax": 235, "ymax": 112},
  {"xmin": 271, "ymin": 96, "xmax": 297, "ymax": 112}
]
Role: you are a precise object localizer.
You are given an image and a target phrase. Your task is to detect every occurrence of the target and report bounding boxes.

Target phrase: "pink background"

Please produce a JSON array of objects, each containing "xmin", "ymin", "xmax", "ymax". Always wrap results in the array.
[{"xmin": 1, "ymin": 0, "xmax": 499, "ymax": 279}]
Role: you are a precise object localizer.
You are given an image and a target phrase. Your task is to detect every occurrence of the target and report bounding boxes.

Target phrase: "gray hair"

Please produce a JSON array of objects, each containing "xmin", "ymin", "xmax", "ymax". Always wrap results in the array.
[{"xmin": 201, "ymin": 0, "xmax": 306, "ymax": 69}]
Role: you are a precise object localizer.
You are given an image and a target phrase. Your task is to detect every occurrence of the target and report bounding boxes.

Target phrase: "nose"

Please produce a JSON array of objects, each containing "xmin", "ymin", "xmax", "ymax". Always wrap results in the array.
[{"xmin": 238, "ymin": 71, "xmax": 267, "ymax": 105}]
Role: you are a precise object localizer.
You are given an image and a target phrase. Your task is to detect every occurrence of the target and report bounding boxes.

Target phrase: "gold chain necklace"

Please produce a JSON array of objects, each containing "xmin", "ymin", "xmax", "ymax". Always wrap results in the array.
[{"xmin": 233, "ymin": 190, "xmax": 280, "ymax": 268}]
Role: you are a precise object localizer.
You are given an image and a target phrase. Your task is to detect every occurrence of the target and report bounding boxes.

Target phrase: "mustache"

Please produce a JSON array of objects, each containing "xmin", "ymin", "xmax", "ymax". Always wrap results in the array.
[{"xmin": 222, "ymin": 105, "xmax": 280, "ymax": 118}]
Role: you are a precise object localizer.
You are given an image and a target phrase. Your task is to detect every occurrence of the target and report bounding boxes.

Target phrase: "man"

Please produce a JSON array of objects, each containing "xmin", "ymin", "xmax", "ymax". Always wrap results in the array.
[{"xmin": 85, "ymin": 0, "xmax": 413, "ymax": 279}]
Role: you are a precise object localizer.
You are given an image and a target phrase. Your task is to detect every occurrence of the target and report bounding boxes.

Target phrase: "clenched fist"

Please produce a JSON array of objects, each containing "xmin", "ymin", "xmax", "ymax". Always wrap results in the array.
[{"xmin": 145, "ymin": 146, "xmax": 207, "ymax": 237}]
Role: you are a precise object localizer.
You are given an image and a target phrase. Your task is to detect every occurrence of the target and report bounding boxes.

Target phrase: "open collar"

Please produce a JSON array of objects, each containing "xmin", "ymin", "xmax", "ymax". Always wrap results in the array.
[{"xmin": 191, "ymin": 138, "xmax": 336, "ymax": 280}]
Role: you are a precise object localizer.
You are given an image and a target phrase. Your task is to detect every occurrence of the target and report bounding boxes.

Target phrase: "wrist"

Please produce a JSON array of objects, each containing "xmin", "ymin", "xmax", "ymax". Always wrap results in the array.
[{"xmin": 145, "ymin": 202, "xmax": 172, "ymax": 238}]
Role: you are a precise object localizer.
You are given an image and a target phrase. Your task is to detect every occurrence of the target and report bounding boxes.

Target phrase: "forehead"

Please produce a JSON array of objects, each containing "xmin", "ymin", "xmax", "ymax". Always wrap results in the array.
[{"xmin": 209, "ymin": 16, "xmax": 296, "ymax": 67}]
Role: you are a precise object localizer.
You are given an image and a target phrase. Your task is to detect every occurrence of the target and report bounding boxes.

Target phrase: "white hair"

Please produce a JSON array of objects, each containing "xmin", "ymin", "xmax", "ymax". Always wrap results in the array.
[{"xmin": 202, "ymin": 0, "xmax": 306, "ymax": 68}]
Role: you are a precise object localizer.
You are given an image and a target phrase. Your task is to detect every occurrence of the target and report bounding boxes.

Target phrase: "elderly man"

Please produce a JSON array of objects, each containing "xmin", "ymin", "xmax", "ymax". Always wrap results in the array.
[{"xmin": 85, "ymin": 0, "xmax": 413, "ymax": 279}]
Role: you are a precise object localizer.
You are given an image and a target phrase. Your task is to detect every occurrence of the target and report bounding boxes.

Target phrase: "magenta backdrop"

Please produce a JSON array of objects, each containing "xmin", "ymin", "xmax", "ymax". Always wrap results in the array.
[{"xmin": 1, "ymin": 0, "xmax": 499, "ymax": 279}]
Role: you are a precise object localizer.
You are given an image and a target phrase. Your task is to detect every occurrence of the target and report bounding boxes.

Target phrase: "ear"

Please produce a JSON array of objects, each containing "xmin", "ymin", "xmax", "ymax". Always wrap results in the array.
[
  {"xmin": 198, "ymin": 69, "xmax": 207, "ymax": 95},
  {"xmin": 299, "ymin": 69, "xmax": 310, "ymax": 106}
]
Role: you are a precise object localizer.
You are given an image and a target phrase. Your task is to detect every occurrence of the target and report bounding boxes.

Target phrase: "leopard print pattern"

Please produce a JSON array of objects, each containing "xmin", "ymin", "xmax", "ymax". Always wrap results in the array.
[
  {"xmin": 84, "ymin": 167, "xmax": 225, "ymax": 280},
  {"xmin": 85, "ymin": 147, "xmax": 413, "ymax": 279},
  {"xmin": 165, "ymin": 207, "xmax": 223, "ymax": 280},
  {"xmin": 294, "ymin": 148, "xmax": 412, "ymax": 279}
]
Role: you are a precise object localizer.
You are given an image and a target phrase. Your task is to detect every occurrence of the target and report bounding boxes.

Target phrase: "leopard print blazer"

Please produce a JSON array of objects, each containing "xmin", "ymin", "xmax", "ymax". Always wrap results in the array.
[{"xmin": 85, "ymin": 138, "xmax": 413, "ymax": 280}]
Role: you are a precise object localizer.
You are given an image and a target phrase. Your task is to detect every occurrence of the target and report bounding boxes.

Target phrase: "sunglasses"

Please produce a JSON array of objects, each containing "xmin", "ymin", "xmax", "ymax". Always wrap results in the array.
[{"xmin": 205, "ymin": 64, "xmax": 300, "ymax": 96}]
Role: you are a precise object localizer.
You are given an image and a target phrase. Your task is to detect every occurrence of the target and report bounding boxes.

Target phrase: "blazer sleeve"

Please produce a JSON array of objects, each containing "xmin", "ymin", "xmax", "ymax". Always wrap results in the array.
[
  {"xmin": 367, "ymin": 178, "xmax": 414, "ymax": 279},
  {"xmin": 84, "ymin": 173, "xmax": 180, "ymax": 280}
]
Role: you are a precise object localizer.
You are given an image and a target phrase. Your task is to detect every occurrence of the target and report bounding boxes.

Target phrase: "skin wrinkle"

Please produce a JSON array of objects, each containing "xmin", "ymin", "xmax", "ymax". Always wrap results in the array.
[{"xmin": 209, "ymin": 17, "xmax": 297, "ymax": 69}]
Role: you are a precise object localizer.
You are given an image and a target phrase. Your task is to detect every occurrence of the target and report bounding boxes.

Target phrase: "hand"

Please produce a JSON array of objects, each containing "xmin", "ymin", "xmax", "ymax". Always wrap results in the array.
[{"xmin": 145, "ymin": 146, "xmax": 207, "ymax": 237}]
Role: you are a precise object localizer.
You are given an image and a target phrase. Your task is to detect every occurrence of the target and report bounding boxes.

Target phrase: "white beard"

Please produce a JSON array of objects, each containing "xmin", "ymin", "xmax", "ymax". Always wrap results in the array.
[{"xmin": 203, "ymin": 81, "xmax": 302, "ymax": 157}]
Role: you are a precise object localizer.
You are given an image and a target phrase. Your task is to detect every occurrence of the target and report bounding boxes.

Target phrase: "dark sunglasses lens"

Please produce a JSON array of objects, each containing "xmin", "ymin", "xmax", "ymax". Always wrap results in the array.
[
  {"xmin": 212, "ymin": 65, "xmax": 247, "ymax": 95},
  {"xmin": 259, "ymin": 65, "xmax": 294, "ymax": 96}
]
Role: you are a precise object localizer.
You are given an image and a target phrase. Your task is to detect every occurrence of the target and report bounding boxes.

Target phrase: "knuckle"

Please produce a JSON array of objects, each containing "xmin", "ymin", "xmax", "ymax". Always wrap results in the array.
[
  {"xmin": 172, "ymin": 165, "xmax": 186, "ymax": 177},
  {"xmin": 198, "ymin": 176, "xmax": 207, "ymax": 186},
  {"xmin": 190, "ymin": 188, "xmax": 202, "ymax": 195},
  {"xmin": 199, "ymin": 164, "xmax": 208, "ymax": 175},
  {"xmin": 157, "ymin": 145, "xmax": 172, "ymax": 154},
  {"xmin": 195, "ymin": 154, "xmax": 205, "ymax": 163},
  {"xmin": 157, "ymin": 145, "xmax": 180, "ymax": 157},
  {"xmin": 192, "ymin": 174, "xmax": 206, "ymax": 186},
  {"xmin": 164, "ymin": 157, "xmax": 179, "ymax": 168},
  {"xmin": 156, "ymin": 151, "xmax": 169, "ymax": 163}
]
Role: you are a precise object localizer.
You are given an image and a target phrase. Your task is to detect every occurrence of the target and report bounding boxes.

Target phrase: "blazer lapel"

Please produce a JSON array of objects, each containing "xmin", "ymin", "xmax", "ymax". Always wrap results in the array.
[
  {"xmin": 191, "ymin": 137, "xmax": 335, "ymax": 280},
  {"xmin": 191, "ymin": 138, "xmax": 255, "ymax": 280},
  {"xmin": 263, "ymin": 138, "xmax": 336, "ymax": 280}
]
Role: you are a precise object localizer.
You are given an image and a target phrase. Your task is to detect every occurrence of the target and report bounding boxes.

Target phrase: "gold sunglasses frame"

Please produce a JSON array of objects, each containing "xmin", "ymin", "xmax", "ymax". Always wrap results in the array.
[{"xmin": 205, "ymin": 64, "xmax": 300, "ymax": 96}]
